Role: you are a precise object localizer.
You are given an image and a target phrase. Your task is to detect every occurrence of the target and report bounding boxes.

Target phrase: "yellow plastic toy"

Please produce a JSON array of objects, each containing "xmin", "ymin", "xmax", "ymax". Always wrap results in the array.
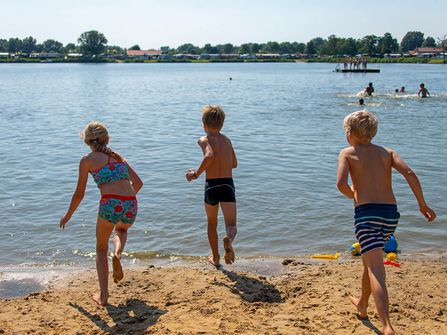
[
  {"xmin": 386, "ymin": 252, "xmax": 397, "ymax": 262},
  {"xmin": 311, "ymin": 252, "xmax": 339, "ymax": 260}
]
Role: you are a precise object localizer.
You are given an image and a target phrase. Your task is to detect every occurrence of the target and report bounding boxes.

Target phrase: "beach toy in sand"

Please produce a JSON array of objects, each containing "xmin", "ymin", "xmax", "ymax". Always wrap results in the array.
[
  {"xmin": 384, "ymin": 235, "xmax": 398, "ymax": 253},
  {"xmin": 311, "ymin": 252, "xmax": 339, "ymax": 260},
  {"xmin": 386, "ymin": 252, "xmax": 397, "ymax": 262},
  {"xmin": 384, "ymin": 260, "xmax": 401, "ymax": 267},
  {"xmin": 350, "ymin": 242, "xmax": 361, "ymax": 256}
]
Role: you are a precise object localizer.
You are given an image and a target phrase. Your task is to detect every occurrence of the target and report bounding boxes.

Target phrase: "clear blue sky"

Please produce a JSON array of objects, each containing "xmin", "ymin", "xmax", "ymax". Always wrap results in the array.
[{"xmin": 1, "ymin": 0, "xmax": 445, "ymax": 48}]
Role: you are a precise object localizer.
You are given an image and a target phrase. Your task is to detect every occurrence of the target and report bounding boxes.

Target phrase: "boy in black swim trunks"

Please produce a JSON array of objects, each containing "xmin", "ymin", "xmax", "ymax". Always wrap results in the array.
[
  {"xmin": 337, "ymin": 110, "xmax": 436, "ymax": 335},
  {"xmin": 186, "ymin": 105, "xmax": 238, "ymax": 267}
]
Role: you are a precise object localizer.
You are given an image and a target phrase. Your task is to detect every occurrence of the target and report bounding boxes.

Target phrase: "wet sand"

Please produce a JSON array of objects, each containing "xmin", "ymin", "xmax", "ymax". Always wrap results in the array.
[{"xmin": 1, "ymin": 258, "xmax": 446, "ymax": 334}]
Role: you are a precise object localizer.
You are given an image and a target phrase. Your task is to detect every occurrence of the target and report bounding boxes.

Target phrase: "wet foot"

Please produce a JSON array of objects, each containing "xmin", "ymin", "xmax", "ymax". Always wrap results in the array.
[
  {"xmin": 112, "ymin": 255, "xmax": 124, "ymax": 283},
  {"xmin": 92, "ymin": 292, "xmax": 108, "ymax": 306},
  {"xmin": 223, "ymin": 236, "xmax": 235, "ymax": 265},
  {"xmin": 349, "ymin": 296, "xmax": 368, "ymax": 319},
  {"xmin": 208, "ymin": 255, "xmax": 221, "ymax": 268}
]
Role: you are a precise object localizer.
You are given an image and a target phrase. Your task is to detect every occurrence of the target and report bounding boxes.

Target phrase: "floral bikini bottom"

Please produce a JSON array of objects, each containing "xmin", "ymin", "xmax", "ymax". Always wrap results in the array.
[{"xmin": 98, "ymin": 194, "xmax": 138, "ymax": 225}]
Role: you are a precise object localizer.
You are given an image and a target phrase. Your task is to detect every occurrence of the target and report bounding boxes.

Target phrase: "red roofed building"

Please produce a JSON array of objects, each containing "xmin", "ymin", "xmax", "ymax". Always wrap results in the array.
[
  {"xmin": 410, "ymin": 47, "xmax": 444, "ymax": 58},
  {"xmin": 126, "ymin": 49, "xmax": 162, "ymax": 59}
]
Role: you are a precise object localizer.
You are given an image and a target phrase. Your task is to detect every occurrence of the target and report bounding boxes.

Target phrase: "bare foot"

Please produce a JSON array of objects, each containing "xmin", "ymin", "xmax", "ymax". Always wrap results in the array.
[
  {"xmin": 349, "ymin": 296, "xmax": 368, "ymax": 319},
  {"xmin": 223, "ymin": 236, "xmax": 235, "ymax": 264},
  {"xmin": 112, "ymin": 255, "xmax": 124, "ymax": 283},
  {"xmin": 92, "ymin": 292, "xmax": 108, "ymax": 306},
  {"xmin": 383, "ymin": 325, "xmax": 395, "ymax": 335},
  {"xmin": 208, "ymin": 255, "xmax": 221, "ymax": 268}
]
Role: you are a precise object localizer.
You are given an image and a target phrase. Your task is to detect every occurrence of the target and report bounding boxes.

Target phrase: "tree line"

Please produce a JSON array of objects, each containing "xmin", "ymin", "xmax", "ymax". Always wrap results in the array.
[{"xmin": 0, "ymin": 30, "xmax": 444, "ymax": 57}]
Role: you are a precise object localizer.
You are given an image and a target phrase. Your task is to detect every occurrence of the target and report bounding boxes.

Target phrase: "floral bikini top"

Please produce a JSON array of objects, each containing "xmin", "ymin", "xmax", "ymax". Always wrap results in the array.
[{"xmin": 91, "ymin": 154, "xmax": 130, "ymax": 188}]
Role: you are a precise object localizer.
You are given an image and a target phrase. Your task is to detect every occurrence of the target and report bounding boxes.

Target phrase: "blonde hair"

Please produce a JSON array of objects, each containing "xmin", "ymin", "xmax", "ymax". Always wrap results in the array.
[
  {"xmin": 343, "ymin": 110, "xmax": 378, "ymax": 141},
  {"xmin": 81, "ymin": 121, "xmax": 124, "ymax": 162},
  {"xmin": 202, "ymin": 105, "xmax": 225, "ymax": 130}
]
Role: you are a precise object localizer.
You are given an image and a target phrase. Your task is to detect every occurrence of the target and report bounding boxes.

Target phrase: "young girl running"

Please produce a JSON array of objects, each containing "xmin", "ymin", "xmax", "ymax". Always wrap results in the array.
[{"xmin": 60, "ymin": 121, "xmax": 143, "ymax": 306}]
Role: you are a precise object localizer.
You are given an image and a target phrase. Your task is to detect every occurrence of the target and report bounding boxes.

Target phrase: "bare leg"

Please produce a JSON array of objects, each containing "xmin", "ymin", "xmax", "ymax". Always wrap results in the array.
[
  {"xmin": 350, "ymin": 257, "xmax": 371, "ymax": 318},
  {"xmin": 205, "ymin": 203, "xmax": 220, "ymax": 266},
  {"xmin": 362, "ymin": 248, "xmax": 395, "ymax": 335},
  {"xmin": 93, "ymin": 216, "xmax": 114, "ymax": 306},
  {"xmin": 112, "ymin": 222, "xmax": 132, "ymax": 283},
  {"xmin": 220, "ymin": 202, "xmax": 237, "ymax": 264}
]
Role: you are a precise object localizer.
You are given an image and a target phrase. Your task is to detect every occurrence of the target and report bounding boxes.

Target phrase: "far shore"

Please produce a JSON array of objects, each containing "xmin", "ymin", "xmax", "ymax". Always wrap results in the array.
[
  {"xmin": 0, "ymin": 57, "xmax": 445, "ymax": 65},
  {"xmin": 1, "ymin": 257, "xmax": 446, "ymax": 334}
]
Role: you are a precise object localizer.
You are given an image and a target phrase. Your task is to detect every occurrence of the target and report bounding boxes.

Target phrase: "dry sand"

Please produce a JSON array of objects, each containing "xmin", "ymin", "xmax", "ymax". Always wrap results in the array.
[{"xmin": 1, "ymin": 258, "xmax": 446, "ymax": 334}]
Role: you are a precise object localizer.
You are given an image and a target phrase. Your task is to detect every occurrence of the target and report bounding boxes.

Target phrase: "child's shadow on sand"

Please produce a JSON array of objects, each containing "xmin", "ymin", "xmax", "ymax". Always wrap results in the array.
[
  {"xmin": 222, "ymin": 270, "xmax": 283, "ymax": 303},
  {"xmin": 69, "ymin": 299, "xmax": 166, "ymax": 335}
]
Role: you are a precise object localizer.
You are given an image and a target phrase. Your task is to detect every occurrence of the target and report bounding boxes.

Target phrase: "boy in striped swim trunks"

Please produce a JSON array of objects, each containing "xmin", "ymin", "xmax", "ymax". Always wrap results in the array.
[{"xmin": 336, "ymin": 110, "xmax": 436, "ymax": 335}]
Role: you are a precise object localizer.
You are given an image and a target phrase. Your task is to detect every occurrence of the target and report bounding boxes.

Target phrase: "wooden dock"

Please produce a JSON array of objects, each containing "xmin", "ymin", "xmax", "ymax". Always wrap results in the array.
[{"xmin": 335, "ymin": 68, "xmax": 380, "ymax": 73}]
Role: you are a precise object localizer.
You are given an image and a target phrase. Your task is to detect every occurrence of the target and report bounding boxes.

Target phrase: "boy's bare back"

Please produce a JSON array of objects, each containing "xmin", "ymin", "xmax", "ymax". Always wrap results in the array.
[
  {"xmin": 199, "ymin": 133, "xmax": 236, "ymax": 179},
  {"xmin": 340, "ymin": 143, "xmax": 396, "ymax": 206}
]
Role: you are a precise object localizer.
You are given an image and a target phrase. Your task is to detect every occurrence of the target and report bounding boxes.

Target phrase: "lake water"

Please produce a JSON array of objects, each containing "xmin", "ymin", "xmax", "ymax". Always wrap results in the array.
[{"xmin": 0, "ymin": 62, "xmax": 446, "ymax": 292}]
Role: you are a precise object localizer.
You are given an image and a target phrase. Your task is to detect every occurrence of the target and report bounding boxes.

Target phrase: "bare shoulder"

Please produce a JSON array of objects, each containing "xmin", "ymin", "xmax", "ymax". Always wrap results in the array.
[
  {"xmin": 339, "ymin": 147, "xmax": 354, "ymax": 156},
  {"xmin": 198, "ymin": 136, "xmax": 209, "ymax": 144}
]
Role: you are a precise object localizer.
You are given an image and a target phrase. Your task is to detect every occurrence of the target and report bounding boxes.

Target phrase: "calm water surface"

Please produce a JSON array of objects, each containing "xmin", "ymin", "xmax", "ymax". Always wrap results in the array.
[{"xmin": 1, "ymin": 63, "xmax": 446, "ymax": 277}]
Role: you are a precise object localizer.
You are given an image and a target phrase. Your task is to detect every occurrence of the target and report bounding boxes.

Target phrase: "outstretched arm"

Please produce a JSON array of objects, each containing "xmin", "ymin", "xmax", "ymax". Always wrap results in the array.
[
  {"xmin": 60, "ymin": 157, "xmax": 90, "ymax": 229},
  {"xmin": 336, "ymin": 150, "xmax": 354, "ymax": 199},
  {"xmin": 390, "ymin": 150, "xmax": 436, "ymax": 222}
]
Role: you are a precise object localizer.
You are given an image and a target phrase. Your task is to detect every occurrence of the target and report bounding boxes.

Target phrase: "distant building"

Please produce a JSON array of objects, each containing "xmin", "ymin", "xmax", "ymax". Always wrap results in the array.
[
  {"xmin": 126, "ymin": 49, "xmax": 162, "ymax": 60},
  {"xmin": 409, "ymin": 47, "xmax": 444, "ymax": 58},
  {"xmin": 0, "ymin": 52, "xmax": 9, "ymax": 58},
  {"xmin": 30, "ymin": 52, "xmax": 63, "ymax": 59}
]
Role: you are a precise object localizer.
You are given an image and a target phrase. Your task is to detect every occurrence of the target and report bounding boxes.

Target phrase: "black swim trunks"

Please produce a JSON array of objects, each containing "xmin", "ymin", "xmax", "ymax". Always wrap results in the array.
[{"xmin": 204, "ymin": 178, "xmax": 236, "ymax": 206}]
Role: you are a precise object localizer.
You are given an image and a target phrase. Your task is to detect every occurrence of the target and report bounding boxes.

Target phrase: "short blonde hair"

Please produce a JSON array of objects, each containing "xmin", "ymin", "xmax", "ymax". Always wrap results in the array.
[
  {"xmin": 343, "ymin": 110, "xmax": 378, "ymax": 141},
  {"xmin": 202, "ymin": 105, "xmax": 225, "ymax": 130}
]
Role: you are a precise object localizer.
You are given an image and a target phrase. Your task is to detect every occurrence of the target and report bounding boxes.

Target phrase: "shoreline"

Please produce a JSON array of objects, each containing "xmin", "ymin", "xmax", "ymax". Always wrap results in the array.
[
  {"xmin": 1, "ymin": 258, "xmax": 446, "ymax": 334},
  {"xmin": 2, "ymin": 251, "xmax": 446, "ymax": 299},
  {"xmin": 0, "ymin": 58, "xmax": 445, "ymax": 64}
]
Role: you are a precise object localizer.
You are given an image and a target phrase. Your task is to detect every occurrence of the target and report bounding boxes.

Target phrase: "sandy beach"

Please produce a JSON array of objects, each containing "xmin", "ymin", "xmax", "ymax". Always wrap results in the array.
[{"xmin": 1, "ymin": 258, "xmax": 446, "ymax": 334}]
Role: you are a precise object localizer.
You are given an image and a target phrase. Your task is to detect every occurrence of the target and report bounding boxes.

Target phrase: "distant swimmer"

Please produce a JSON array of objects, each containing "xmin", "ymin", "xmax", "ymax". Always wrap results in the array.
[
  {"xmin": 418, "ymin": 83, "xmax": 430, "ymax": 98},
  {"xmin": 229, "ymin": 77, "xmax": 232, "ymax": 81},
  {"xmin": 359, "ymin": 98, "xmax": 365, "ymax": 106},
  {"xmin": 364, "ymin": 82, "xmax": 375, "ymax": 96},
  {"xmin": 395, "ymin": 89, "xmax": 399, "ymax": 93},
  {"xmin": 399, "ymin": 86, "xmax": 406, "ymax": 93}
]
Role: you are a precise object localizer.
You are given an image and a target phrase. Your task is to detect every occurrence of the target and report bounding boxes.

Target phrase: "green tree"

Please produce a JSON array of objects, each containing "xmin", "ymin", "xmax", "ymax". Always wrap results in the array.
[
  {"xmin": 64, "ymin": 43, "xmax": 77, "ymax": 53},
  {"xmin": 42, "ymin": 39, "xmax": 64, "ymax": 53},
  {"xmin": 222, "ymin": 43, "xmax": 234, "ymax": 54},
  {"xmin": 422, "ymin": 36, "xmax": 436, "ymax": 47},
  {"xmin": 8, "ymin": 38, "xmax": 22, "ymax": 53},
  {"xmin": 78, "ymin": 30, "xmax": 108, "ymax": 56},
  {"xmin": 305, "ymin": 41, "xmax": 316, "ymax": 55},
  {"xmin": 262, "ymin": 41, "xmax": 280, "ymax": 53},
  {"xmin": 21, "ymin": 36, "xmax": 37, "ymax": 53},
  {"xmin": 176, "ymin": 43, "xmax": 200, "ymax": 54},
  {"xmin": 202, "ymin": 43, "xmax": 219, "ymax": 54},
  {"xmin": 129, "ymin": 44, "xmax": 141, "ymax": 50},
  {"xmin": 400, "ymin": 31, "xmax": 424, "ymax": 52},
  {"xmin": 278, "ymin": 42, "xmax": 292, "ymax": 54},
  {"xmin": 238, "ymin": 43, "xmax": 251, "ymax": 54},
  {"xmin": 377, "ymin": 33, "xmax": 398, "ymax": 54},
  {"xmin": 250, "ymin": 43, "xmax": 261, "ymax": 53},
  {"xmin": 358, "ymin": 35, "xmax": 379, "ymax": 55},
  {"xmin": 160, "ymin": 46, "xmax": 173, "ymax": 54},
  {"xmin": 309, "ymin": 37, "xmax": 325, "ymax": 55},
  {"xmin": 0, "ymin": 39, "xmax": 8, "ymax": 52},
  {"xmin": 338, "ymin": 38, "xmax": 358, "ymax": 56},
  {"xmin": 292, "ymin": 42, "xmax": 306, "ymax": 53}
]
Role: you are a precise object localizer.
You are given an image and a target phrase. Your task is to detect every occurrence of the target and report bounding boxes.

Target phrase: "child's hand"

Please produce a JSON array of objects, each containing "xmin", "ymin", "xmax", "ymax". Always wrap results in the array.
[
  {"xmin": 185, "ymin": 169, "xmax": 197, "ymax": 182},
  {"xmin": 420, "ymin": 205, "xmax": 436, "ymax": 222},
  {"xmin": 60, "ymin": 214, "xmax": 71, "ymax": 229}
]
